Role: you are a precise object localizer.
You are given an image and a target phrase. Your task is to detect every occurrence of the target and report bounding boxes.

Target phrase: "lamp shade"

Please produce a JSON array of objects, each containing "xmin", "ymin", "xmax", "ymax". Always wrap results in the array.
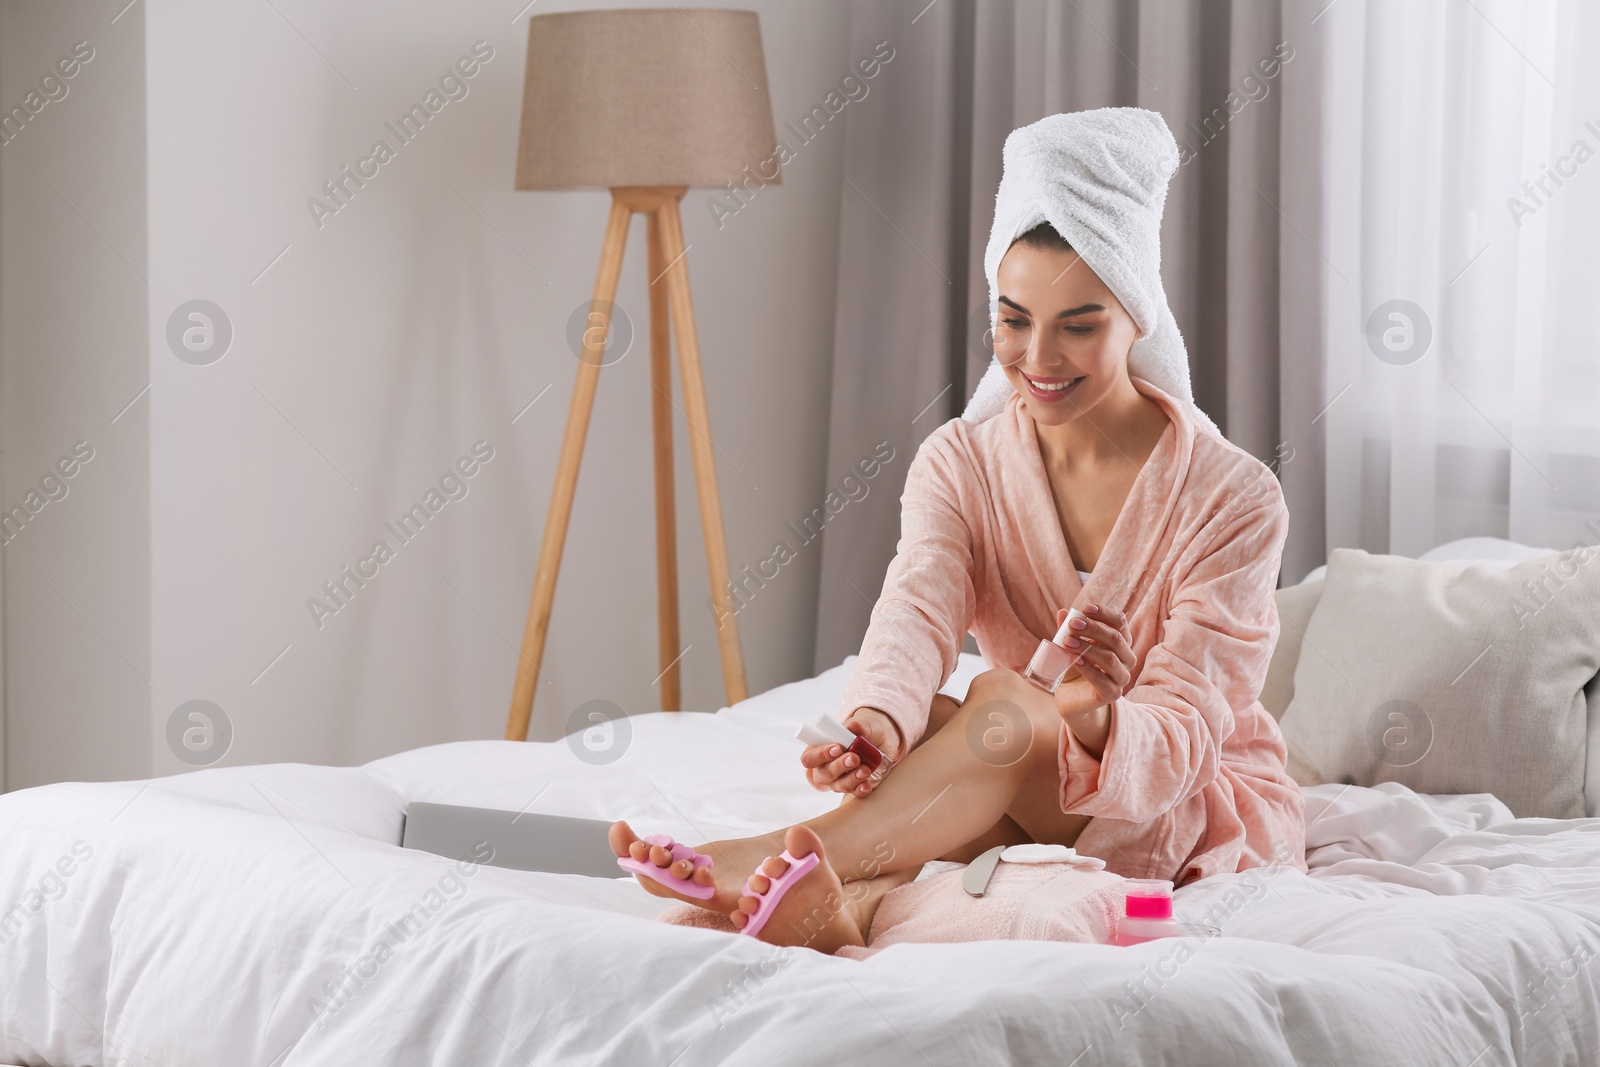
[{"xmin": 515, "ymin": 8, "xmax": 781, "ymax": 190}]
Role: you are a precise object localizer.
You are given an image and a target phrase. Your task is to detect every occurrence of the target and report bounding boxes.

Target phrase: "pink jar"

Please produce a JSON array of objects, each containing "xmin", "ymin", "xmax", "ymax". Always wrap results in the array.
[{"xmin": 1111, "ymin": 878, "xmax": 1184, "ymax": 945}]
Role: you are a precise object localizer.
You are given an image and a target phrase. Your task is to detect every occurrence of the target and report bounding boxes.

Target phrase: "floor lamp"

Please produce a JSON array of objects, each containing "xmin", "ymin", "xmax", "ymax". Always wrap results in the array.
[{"xmin": 504, "ymin": 9, "xmax": 779, "ymax": 741}]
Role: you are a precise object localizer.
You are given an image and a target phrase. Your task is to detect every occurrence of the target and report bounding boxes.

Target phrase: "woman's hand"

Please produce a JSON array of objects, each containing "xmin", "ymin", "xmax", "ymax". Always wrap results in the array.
[
  {"xmin": 1051, "ymin": 603, "xmax": 1135, "ymax": 741},
  {"xmin": 799, "ymin": 708, "xmax": 903, "ymax": 797}
]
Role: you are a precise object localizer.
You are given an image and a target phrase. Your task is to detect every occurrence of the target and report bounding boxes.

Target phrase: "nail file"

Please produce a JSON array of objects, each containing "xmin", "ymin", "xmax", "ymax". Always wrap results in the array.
[{"xmin": 962, "ymin": 845, "xmax": 1007, "ymax": 897}]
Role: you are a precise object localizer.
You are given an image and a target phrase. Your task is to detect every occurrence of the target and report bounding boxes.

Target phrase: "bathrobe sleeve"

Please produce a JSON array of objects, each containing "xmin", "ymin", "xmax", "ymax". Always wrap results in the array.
[
  {"xmin": 1058, "ymin": 486, "xmax": 1289, "ymax": 822},
  {"xmin": 837, "ymin": 432, "xmax": 979, "ymax": 752}
]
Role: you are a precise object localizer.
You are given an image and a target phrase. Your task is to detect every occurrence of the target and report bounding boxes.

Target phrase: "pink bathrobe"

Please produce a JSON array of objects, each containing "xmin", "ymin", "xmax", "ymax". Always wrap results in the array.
[{"xmin": 837, "ymin": 374, "xmax": 1307, "ymax": 887}]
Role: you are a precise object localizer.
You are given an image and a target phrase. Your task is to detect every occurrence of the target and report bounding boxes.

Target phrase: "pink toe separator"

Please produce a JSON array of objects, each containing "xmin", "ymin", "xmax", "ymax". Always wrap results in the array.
[
  {"xmin": 738, "ymin": 849, "xmax": 821, "ymax": 939},
  {"xmin": 616, "ymin": 833, "xmax": 715, "ymax": 900}
]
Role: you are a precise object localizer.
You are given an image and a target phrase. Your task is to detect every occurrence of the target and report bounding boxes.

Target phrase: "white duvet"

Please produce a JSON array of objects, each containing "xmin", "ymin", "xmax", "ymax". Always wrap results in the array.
[{"xmin": 3, "ymin": 653, "xmax": 1599, "ymax": 1067}]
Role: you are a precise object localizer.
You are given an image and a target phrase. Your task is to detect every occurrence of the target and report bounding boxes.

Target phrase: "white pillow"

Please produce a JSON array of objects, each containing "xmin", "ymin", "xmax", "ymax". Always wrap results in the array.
[
  {"xmin": 1588, "ymin": 678, "xmax": 1600, "ymax": 819},
  {"xmin": 1281, "ymin": 547, "xmax": 1599, "ymax": 817},
  {"xmin": 1290, "ymin": 537, "xmax": 1600, "ymax": 818},
  {"xmin": 1296, "ymin": 535, "xmax": 1555, "ymax": 584}
]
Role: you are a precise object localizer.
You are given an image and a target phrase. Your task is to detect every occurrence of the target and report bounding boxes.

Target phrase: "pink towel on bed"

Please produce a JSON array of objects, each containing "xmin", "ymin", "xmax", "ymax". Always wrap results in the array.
[
  {"xmin": 835, "ymin": 374, "xmax": 1307, "ymax": 887},
  {"xmin": 653, "ymin": 863, "xmax": 1126, "ymax": 961}
]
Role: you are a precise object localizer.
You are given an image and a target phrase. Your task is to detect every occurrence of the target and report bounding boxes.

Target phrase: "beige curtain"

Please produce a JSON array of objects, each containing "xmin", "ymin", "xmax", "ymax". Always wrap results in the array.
[{"xmin": 813, "ymin": 0, "xmax": 1330, "ymax": 674}]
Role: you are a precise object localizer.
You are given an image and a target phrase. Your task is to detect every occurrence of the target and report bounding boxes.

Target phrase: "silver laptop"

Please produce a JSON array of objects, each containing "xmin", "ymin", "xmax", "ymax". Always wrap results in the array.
[{"xmin": 400, "ymin": 802, "xmax": 621, "ymax": 877}]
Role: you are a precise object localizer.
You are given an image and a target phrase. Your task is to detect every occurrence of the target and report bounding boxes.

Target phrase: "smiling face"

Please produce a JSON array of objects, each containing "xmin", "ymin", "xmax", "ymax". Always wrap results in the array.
[{"xmin": 992, "ymin": 238, "xmax": 1142, "ymax": 427}]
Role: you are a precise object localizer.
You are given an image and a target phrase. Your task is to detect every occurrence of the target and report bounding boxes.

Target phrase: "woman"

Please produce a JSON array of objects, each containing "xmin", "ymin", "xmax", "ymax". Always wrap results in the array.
[{"xmin": 610, "ymin": 108, "xmax": 1306, "ymax": 955}]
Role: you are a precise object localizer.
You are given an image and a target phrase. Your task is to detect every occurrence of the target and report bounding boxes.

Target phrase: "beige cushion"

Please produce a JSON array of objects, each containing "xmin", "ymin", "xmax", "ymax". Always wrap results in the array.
[
  {"xmin": 1261, "ymin": 578, "xmax": 1324, "ymax": 721},
  {"xmin": 1276, "ymin": 546, "xmax": 1600, "ymax": 819}
]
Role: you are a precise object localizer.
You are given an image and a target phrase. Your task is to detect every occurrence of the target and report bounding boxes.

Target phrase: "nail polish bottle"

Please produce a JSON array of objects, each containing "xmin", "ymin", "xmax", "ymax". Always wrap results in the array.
[
  {"xmin": 1021, "ymin": 607, "xmax": 1088, "ymax": 694},
  {"xmin": 795, "ymin": 714, "xmax": 895, "ymax": 785}
]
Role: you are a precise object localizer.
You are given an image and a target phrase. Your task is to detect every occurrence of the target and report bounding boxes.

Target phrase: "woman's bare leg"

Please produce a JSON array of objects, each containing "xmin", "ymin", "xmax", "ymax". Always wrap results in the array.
[
  {"xmin": 919, "ymin": 693, "xmax": 1032, "ymax": 863},
  {"xmin": 790, "ymin": 668, "xmax": 1089, "ymax": 878},
  {"xmin": 611, "ymin": 668, "xmax": 1088, "ymax": 911},
  {"xmin": 724, "ymin": 674, "xmax": 1094, "ymax": 951}
]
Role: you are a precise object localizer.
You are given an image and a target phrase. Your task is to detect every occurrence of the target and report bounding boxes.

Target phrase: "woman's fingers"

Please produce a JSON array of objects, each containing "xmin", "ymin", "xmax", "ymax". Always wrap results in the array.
[
  {"xmin": 827, "ymin": 749, "xmax": 873, "ymax": 793},
  {"xmin": 1084, "ymin": 602, "xmax": 1126, "ymax": 630},
  {"xmin": 802, "ymin": 745, "xmax": 861, "ymax": 790},
  {"xmin": 1071, "ymin": 642, "xmax": 1131, "ymax": 701},
  {"xmin": 1073, "ymin": 623, "xmax": 1135, "ymax": 670},
  {"xmin": 825, "ymin": 767, "xmax": 867, "ymax": 794},
  {"xmin": 1049, "ymin": 603, "xmax": 1135, "ymax": 712},
  {"xmin": 1069, "ymin": 605, "xmax": 1135, "ymax": 669},
  {"xmin": 1064, "ymin": 621, "xmax": 1118, "ymax": 654},
  {"xmin": 1070, "ymin": 650, "xmax": 1117, "ymax": 702},
  {"xmin": 1072, "ymin": 642, "xmax": 1116, "ymax": 677},
  {"xmin": 799, "ymin": 742, "xmax": 844, "ymax": 770}
]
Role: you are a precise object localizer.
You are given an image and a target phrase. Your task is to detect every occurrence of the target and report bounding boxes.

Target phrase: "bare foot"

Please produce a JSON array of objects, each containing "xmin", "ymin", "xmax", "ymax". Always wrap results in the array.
[
  {"xmin": 609, "ymin": 820, "xmax": 779, "ymax": 913},
  {"xmin": 728, "ymin": 825, "xmax": 872, "ymax": 953}
]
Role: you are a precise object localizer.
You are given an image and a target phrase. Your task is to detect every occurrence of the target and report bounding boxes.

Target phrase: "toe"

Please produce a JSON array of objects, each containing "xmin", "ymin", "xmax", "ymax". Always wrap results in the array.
[
  {"xmin": 608, "ymin": 820, "xmax": 639, "ymax": 859},
  {"xmin": 746, "ymin": 873, "xmax": 771, "ymax": 897},
  {"xmin": 649, "ymin": 843, "xmax": 675, "ymax": 868},
  {"xmin": 730, "ymin": 908, "xmax": 750, "ymax": 930},
  {"xmin": 784, "ymin": 824, "xmax": 825, "ymax": 864},
  {"xmin": 759, "ymin": 855, "xmax": 791, "ymax": 879}
]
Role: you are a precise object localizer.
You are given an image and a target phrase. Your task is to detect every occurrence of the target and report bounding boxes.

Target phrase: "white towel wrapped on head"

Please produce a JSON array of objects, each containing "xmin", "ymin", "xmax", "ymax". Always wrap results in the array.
[{"xmin": 961, "ymin": 107, "xmax": 1220, "ymax": 439}]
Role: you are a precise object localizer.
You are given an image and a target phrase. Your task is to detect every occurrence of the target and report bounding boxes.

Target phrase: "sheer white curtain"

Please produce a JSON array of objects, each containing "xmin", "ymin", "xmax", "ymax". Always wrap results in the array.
[{"xmin": 1322, "ymin": 0, "xmax": 1600, "ymax": 556}]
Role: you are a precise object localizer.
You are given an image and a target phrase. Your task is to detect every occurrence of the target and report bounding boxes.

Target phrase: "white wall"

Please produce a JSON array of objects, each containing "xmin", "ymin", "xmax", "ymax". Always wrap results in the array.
[
  {"xmin": 4, "ymin": 0, "xmax": 855, "ymax": 786},
  {"xmin": 1, "ymin": 1, "xmax": 149, "ymax": 791}
]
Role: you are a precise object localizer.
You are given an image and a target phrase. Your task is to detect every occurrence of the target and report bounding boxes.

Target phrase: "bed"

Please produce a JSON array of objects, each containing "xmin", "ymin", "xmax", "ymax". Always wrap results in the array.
[
  {"xmin": 3, "ymin": 651, "xmax": 1599, "ymax": 1066},
  {"xmin": 4, "ymin": 538, "xmax": 1600, "ymax": 1066}
]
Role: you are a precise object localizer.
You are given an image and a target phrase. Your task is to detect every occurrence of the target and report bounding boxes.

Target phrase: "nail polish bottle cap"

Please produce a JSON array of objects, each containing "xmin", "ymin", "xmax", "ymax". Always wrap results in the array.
[
  {"xmin": 1051, "ymin": 607, "xmax": 1088, "ymax": 646},
  {"xmin": 795, "ymin": 714, "xmax": 856, "ymax": 748},
  {"xmin": 795, "ymin": 721, "xmax": 834, "ymax": 747}
]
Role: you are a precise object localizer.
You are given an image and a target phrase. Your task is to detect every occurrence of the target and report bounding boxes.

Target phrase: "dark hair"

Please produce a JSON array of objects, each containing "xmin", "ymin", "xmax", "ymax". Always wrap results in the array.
[{"xmin": 1011, "ymin": 221, "xmax": 1072, "ymax": 254}]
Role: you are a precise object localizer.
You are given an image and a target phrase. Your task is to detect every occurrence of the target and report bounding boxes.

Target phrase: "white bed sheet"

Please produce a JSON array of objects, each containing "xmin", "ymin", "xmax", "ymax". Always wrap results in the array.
[{"xmin": 2, "ymin": 653, "xmax": 1599, "ymax": 1066}]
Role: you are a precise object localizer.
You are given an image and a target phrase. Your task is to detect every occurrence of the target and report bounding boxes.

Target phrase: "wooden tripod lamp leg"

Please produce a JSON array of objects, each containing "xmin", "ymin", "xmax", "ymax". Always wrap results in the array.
[
  {"xmin": 504, "ymin": 185, "xmax": 747, "ymax": 739},
  {"xmin": 505, "ymin": 196, "xmax": 633, "ymax": 742},
  {"xmin": 654, "ymin": 196, "xmax": 749, "ymax": 706},
  {"xmin": 646, "ymin": 212, "xmax": 682, "ymax": 711}
]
